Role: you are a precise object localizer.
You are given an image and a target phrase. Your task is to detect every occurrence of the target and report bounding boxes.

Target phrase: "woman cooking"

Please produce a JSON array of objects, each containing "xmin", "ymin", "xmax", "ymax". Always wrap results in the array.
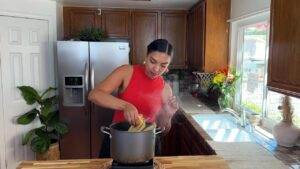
[{"xmin": 88, "ymin": 39, "xmax": 179, "ymax": 157}]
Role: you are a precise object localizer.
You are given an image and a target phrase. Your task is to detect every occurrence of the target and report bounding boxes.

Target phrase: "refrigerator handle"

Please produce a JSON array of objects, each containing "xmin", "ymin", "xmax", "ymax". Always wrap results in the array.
[
  {"xmin": 84, "ymin": 61, "xmax": 89, "ymax": 93},
  {"xmin": 91, "ymin": 63, "xmax": 95, "ymax": 90},
  {"xmin": 84, "ymin": 61, "xmax": 89, "ymax": 116}
]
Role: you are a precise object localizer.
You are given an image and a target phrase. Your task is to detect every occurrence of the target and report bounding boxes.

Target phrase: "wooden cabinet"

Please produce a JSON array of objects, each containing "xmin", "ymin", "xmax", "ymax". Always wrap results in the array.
[
  {"xmin": 63, "ymin": 7, "xmax": 188, "ymax": 68},
  {"xmin": 63, "ymin": 7, "xmax": 130, "ymax": 39},
  {"xmin": 162, "ymin": 12, "xmax": 187, "ymax": 69},
  {"xmin": 161, "ymin": 111, "xmax": 216, "ymax": 156},
  {"xmin": 63, "ymin": 7, "xmax": 101, "ymax": 40},
  {"xmin": 187, "ymin": 2, "xmax": 205, "ymax": 71},
  {"xmin": 59, "ymin": 105, "xmax": 91, "ymax": 159},
  {"xmin": 268, "ymin": 0, "xmax": 300, "ymax": 98},
  {"xmin": 187, "ymin": 0, "xmax": 230, "ymax": 72},
  {"xmin": 101, "ymin": 10, "xmax": 130, "ymax": 37},
  {"xmin": 131, "ymin": 11, "xmax": 159, "ymax": 65}
]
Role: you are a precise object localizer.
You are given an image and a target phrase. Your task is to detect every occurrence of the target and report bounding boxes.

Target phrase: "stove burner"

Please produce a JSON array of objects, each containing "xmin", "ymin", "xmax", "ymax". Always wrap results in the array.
[{"xmin": 111, "ymin": 159, "xmax": 154, "ymax": 169}]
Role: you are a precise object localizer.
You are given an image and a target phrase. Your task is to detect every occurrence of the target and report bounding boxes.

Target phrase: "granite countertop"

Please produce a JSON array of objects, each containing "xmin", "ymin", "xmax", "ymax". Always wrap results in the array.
[{"xmin": 177, "ymin": 92, "xmax": 290, "ymax": 169}]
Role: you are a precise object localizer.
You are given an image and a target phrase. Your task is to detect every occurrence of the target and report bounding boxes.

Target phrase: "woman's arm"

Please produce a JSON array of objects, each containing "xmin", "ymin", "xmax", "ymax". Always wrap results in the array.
[
  {"xmin": 156, "ymin": 83, "xmax": 179, "ymax": 132},
  {"xmin": 88, "ymin": 65, "xmax": 139, "ymax": 125}
]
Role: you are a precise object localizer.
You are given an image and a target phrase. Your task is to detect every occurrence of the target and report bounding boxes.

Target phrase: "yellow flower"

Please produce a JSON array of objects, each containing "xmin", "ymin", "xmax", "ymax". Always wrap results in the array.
[{"xmin": 212, "ymin": 73, "xmax": 226, "ymax": 85}]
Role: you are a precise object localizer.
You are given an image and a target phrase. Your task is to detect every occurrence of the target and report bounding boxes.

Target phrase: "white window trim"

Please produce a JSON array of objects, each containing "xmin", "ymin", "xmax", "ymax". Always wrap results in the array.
[{"xmin": 229, "ymin": 11, "xmax": 273, "ymax": 130}]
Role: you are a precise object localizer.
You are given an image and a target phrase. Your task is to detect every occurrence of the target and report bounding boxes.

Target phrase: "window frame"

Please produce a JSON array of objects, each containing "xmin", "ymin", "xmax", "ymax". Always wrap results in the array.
[{"xmin": 229, "ymin": 11, "xmax": 272, "ymax": 129}]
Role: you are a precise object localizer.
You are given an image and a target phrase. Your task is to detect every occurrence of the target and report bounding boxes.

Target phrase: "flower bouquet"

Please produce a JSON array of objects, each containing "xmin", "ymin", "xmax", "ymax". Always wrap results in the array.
[{"xmin": 208, "ymin": 68, "xmax": 240, "ymax": 110}]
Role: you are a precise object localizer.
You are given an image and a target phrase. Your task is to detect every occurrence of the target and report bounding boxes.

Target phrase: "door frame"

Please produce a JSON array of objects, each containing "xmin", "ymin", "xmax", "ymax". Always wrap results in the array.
[{"xmin": 0, "ymin": 11, "xmax": 56, "ymax": 168}]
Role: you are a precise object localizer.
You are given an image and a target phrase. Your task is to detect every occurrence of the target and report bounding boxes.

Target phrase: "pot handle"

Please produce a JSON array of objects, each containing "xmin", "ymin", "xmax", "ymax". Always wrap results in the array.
[
  {"xmin": 100, "ymin": 126, "xmax": 112, "ymax": 138},
  {"xmin": 155, "ymin": 127, "xmax": 165, "ymax": 135}
]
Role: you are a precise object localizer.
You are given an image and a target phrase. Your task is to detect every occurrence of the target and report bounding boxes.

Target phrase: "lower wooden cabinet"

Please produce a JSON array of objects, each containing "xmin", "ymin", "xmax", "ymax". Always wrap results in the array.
[{"xmin": 161, "ymin": 111, "xmax": 216, "ymax": 156}]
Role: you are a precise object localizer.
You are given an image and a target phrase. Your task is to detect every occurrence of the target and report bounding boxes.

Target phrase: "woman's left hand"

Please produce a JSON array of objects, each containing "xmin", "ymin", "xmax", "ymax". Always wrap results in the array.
[{"xmin": 167, "ymin": 95, "xmax": 179, "ymax": 112}]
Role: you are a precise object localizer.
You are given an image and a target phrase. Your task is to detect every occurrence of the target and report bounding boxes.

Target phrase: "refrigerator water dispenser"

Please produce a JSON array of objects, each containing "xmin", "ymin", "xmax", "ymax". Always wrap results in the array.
[{"xmin": 63, "ymin": 76, "xmax": 85, "ymax": 106}]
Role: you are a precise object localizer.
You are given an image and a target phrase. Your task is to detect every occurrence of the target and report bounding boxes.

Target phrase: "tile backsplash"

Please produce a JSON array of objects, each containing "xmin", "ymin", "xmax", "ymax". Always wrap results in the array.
[{"xmin": 163, "ymin": 69, "xmax": 198, "ymax": 95}]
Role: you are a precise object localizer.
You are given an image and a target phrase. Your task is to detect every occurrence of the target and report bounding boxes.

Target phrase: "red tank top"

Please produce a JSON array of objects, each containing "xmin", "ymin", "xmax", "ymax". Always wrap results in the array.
[{"xmin": 113, "ymin": 65, "xmax": 165, "ymax": 123}]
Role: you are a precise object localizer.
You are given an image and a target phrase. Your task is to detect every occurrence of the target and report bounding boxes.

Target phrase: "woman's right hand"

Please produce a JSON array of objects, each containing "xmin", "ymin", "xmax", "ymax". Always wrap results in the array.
[{"xmin": 122, "ymin": 103, "xmax": 139, "ymax": 125}]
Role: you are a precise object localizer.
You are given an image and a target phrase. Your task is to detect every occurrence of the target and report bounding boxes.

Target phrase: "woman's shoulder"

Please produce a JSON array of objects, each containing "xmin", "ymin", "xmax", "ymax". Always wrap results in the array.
[{"xmin": 114, "ymin": 64, "xmax": 133, "ymax": 74}]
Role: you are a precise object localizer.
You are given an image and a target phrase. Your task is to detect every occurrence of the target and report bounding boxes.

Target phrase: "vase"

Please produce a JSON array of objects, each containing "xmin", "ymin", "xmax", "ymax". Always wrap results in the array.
[
  {"xmin": 36, "ymin": 142, "xmax": 60, "ymax": 160},
  {"xmin": 217, "ymin": 97, "xmax": 226, "ymax": 110},
  {"xmin": 217, "ymin": 95, "xmax": 233, "ymax": 110},
  {"xmin": 273, "ymin": 121, "xmax": 300, "ymax": 147}
]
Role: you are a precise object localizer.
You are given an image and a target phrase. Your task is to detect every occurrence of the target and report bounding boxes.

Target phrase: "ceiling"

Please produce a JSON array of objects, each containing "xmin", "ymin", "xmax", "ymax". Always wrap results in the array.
[{"xmin": 56, "ymin": 0, "xmax": 199, "ymax": 10}]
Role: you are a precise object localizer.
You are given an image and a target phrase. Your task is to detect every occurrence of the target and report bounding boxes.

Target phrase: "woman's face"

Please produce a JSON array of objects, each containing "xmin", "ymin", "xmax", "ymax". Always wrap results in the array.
[{"xmin": 144, "ymin": 51, "xmax": 171, "ymax": 79}]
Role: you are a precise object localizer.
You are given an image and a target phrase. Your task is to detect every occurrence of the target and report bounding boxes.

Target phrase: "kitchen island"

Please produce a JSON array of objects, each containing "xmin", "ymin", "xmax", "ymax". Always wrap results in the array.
[{"xmin": 17, "ymin": 155, "xmax": 229, "ymax": 169}]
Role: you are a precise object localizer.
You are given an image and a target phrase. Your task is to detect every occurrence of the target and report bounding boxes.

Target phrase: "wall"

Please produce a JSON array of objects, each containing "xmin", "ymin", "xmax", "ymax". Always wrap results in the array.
[
  {"xmin": 230, "ymin": 0, "xmax": 270, "ymax": 20},
  {"xmin": 0, "ymin": 0, "xmax": 57, "ymax": 168}
]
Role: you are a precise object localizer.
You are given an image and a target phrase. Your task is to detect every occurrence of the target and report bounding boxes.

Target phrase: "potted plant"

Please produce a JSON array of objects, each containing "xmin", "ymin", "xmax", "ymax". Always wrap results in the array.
[
  {"xmin": 17, "ymin": 86, "xmax": 68, "ymax": 160},
  {"xmin": 75, "ymin": 27, "xmax": 106, "ymax": 41},
  {"xmin": 273, "ymin": 96, "xmax": 300, "ymax": 147}
]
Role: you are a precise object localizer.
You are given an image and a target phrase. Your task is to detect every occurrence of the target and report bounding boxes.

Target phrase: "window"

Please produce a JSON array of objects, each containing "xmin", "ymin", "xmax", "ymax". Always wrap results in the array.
[
  {"xmin": 238, "ymin": 21, "xmax": 269, "ymax": 115},
  {"xmin": 231, "ymin": 12, "xmax": 300, "ymax": 130},
  {"xmin": 231, "ymin": 12, "xmax": 270, "ymax": 118},
  {"xmin": 267, "ymin": 91, "xmax": 300, "ymax": 128}
]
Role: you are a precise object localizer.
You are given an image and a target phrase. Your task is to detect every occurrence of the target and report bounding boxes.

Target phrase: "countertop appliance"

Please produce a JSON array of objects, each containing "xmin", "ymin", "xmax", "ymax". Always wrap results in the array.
[{"xmin": 57, "ymin": 40, "xmax": 130, "ymax": 158}]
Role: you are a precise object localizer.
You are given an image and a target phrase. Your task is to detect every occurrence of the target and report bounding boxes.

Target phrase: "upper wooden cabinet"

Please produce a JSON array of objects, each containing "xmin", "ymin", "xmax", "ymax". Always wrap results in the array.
[
  {"xmin": 63, "ymin": 7, "xmax": 188, "ymax": 68},
  {"xmin": 268, "ymin": 0, "xmax": 300, "ymax": 98},
  {"xmin": 187, "ymin": 2, "xmax": 205, "ymax": 71},
  {"xmin": 187, "ymin": 0, "xmax": 230, "ymax": 72},
  {"xmin": 162, "ymin": 12, "xmax": 187, "ymax": 69},
  {"xmin": 101, "ymin": 10, "xmax": 130, "ymax": 38},
  {"xmin": 131, "ymin": 11, "xmax": 159, "ymax": 65},
  {"xmin": 64, "ymin": 7, "xmax": 101, "ymax": 39},
  {"xmin": 63, "ymin": 7, "xmax": 130, "ymax": 39}
]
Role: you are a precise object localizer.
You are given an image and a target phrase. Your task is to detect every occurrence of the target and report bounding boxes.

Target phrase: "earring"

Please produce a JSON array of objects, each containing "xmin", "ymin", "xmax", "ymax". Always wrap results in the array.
[{"xmin": 143, "ymin": 61, "xmax": 146, "ymax": 64}]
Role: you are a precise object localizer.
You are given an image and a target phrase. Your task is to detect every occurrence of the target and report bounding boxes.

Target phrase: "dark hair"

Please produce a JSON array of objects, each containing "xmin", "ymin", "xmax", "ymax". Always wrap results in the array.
[{"xmin": 147, "ymin": 39, "xmax": 173, "ymax": 57}]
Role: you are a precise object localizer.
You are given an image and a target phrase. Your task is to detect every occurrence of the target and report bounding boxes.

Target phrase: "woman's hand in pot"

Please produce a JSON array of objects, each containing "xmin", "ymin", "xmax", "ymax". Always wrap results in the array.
[{"xmin": 123, "ymin": 103, "xmax": 139, "ymax": 125}]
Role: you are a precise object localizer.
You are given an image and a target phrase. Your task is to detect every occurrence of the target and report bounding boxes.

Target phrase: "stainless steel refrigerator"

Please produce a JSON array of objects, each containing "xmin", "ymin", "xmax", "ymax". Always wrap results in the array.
[{"xmin": 57, "ymin": 41, "xmax": 130, "ymax": 159}]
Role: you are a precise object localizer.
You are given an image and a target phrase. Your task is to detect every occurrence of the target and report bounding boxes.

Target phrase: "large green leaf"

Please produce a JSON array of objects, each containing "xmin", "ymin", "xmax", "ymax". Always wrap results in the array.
[
  {"xmin": 48, "ymin": 111, "xmax": 59, "ymax": 125},
  {"xmin": 30, "ymin": 136, "xmax": 50, "ymax": 153},
  {"xmin": 17, "ymin": 109, "xmax": 38, "ymax": 125},
  {"xmin": 42, "ymin": 95, "xmax": 58, "ymax": 106},
  {"xmin": 17, "ymin": 86, "xmax": 40, "ymax": 105},
  {"xmin": 35, "ymin": 128, "xmax": 48, "ymax": 138},
  {"xmin": 22, "ymin": 129, "xmax": 37, "ymax": 145},
  {"xmin": 40, "ymin": 87, "xmax": 57, "ymax": 99},
  {"xmin": 53, "ymin": 122, "xmax": 68, "ymax": 135},
  {"xmin": 41, "ymin": 104, "xmax": 54, "ymax": 118}
]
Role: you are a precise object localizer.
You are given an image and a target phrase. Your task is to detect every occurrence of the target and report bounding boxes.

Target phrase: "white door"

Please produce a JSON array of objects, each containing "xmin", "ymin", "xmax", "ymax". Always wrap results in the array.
[{"xmin": 0, "ymin": 15, "xmax": 51, "ymax": 169}]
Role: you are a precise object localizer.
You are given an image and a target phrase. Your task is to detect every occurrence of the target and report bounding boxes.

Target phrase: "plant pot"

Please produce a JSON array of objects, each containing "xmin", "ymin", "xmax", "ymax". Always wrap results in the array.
[
  {"xmin": 249, "ymin": 114, "xmax": 261, "ymax": 126},
  {"xmin": 36, "ymin": 142, "xmax": 60, "ymax": 160},
  {"xmin": 273, "ymin": 121, "xmax": 300, "ymax": 147}
]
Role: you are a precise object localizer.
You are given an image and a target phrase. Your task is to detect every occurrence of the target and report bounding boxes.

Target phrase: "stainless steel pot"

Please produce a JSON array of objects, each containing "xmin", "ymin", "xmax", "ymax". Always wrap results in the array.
[{"xmin": 100, "ymin": 122, "xmax": 163, "ymax": 164}]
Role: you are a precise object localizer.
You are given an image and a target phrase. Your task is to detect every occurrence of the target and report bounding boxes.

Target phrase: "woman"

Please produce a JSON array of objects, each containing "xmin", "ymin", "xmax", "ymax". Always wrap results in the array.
[{"xmin": 88, "ymin": 39, "xmax": 179, "ymax": 157}]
